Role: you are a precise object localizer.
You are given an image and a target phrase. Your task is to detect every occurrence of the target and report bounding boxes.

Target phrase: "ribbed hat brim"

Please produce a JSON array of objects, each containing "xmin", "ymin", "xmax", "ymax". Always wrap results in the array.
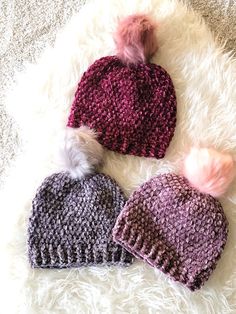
[
  {"xmin": 113, "ymin": 220, "xmax": 225, "ymax": 291},
  {"xmin": 29, "ymin": 243, "xmax": 133, "ymax": 268}
]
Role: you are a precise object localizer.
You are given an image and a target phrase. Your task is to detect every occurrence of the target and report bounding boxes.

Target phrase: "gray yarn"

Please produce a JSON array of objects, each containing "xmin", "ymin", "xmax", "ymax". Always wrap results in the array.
[{"xmin": 28, "ymin": 172, "xmax": 133, "ymax": 268}]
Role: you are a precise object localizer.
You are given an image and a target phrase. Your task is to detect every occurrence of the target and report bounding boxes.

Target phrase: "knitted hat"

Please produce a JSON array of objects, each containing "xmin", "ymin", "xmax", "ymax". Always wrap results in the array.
[
  {"xmin": 28, "ymin": 128, "xmax": 133, "ymax": 268},
  {"xmin": 113, "ymin": 148, "xmax": 234, "ymax": 290},
  {"xmin": 67, "ymin": 14, "xmax": 177, "ymax": 159},
  {"xmin": 28, "ymin": 172, "xmax": 133, "ymax": 268}
]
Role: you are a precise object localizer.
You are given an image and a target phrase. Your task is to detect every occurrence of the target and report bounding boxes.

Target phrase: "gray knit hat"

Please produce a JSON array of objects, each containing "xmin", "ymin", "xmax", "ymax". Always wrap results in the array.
[{"xmin": 28, "ymin": 172, "xmax": 133, "ymax": 268}]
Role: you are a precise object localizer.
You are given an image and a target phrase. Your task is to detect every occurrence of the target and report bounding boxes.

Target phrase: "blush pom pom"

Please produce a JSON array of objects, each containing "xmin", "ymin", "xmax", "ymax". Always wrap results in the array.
[
  {"xmin": 60, "ymin": 126, "xmax": 104, "ymax": 179},
  {"xmin": 114, "ymin": 14, "xmax": 158, "ymax": 64},
  {"xmin": 183, "ymin": 147, "xmax": 235, "ymax": 197}
]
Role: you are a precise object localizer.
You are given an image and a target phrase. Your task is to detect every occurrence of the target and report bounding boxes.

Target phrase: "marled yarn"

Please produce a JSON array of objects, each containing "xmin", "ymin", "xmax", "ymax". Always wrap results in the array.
[
  {"xmin": 28, "ymin": 172, "xmax": 133, "ymax": 268},
  {"xmin": 67, "ymin": 56, "xmax": 177, "ymax": 159},
  {"xmin": 113, "ymin": 173, "xmax": 228, "ymax": 291}
]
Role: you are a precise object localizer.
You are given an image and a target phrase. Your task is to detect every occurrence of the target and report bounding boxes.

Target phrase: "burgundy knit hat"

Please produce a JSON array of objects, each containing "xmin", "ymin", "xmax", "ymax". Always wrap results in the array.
[
  {"xmin": 67, "ymin": 14, "xmax": 177, "ymax": 159},
  {"xmin": 113, "ymin": 148, "xmax": 235, "ymax": 290}
]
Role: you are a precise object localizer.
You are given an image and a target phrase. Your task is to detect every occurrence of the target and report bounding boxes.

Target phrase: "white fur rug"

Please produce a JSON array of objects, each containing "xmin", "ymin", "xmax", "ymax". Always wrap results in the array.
[{"xmin": 1, "ymin": 0, "xmax": 236, "ymax": 313}]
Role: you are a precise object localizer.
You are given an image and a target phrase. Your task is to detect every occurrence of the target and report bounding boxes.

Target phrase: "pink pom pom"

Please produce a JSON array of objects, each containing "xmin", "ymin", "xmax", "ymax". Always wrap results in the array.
[
  {"xmin": 114, "ymin": 14, "xmax": 158, "ymax": 64},
  {"xmin": 183, "ymin": 147, "xmax": 235, "ymax": 197}
]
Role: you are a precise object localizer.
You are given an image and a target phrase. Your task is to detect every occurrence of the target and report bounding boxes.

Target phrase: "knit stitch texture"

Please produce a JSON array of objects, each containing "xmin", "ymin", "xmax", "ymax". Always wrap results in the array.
[
  {"xmin": 67, "ymin": 56, "xmax": 177, "ymax": 159},
  {"xmin": 28, "ymin": 172, "xmax": 133, "ymax": 268},
  {"xmin": 113, "ymin": 173, "xmax": 228, "ymax": 291}
]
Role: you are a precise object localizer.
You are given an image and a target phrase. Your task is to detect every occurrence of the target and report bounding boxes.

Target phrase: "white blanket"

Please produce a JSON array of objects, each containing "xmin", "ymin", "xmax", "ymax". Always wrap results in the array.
[{"xmin": 1, "ymin": 0, "xmax": 236, "ymax": 312}]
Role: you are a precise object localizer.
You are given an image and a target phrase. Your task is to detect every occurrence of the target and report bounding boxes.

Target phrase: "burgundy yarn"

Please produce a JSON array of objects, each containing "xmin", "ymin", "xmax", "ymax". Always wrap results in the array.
[
  {"xmin": 67, "ymin": 56, "xmax": 177, "ymax": 159},
  {"xmin": 113, "ymin": 173, "xmax": 228, "ymax": 291}
]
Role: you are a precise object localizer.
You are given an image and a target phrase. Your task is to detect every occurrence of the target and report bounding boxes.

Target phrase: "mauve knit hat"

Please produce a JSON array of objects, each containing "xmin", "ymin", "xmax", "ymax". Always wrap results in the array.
[
  {"xmin": 67, "ymin": 14, "xmax": 177, "ymax": 159},
  {"xmin": 113, "ymin": 148, "xmax": 235, "ymax": 290},
  {"xmin": 28, "ymin": 128, "xmax": 133, "ymax": 268}
]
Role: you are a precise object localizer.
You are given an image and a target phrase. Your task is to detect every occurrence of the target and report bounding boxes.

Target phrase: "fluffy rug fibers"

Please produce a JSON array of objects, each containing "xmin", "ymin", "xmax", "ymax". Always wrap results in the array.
[{"xmin": 1, "ymin": 0, "xmax": 236, "ymax": 313}]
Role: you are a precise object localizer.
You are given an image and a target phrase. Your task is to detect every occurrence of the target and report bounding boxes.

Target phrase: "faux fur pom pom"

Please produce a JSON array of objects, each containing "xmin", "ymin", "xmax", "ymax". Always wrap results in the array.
[
  {"xmin": 183, "ymin": 147, "xmax": 235, "ymax": 197},
  {"xmin": 60, "ymin": 126, "xmax": 104, "ymax": 179},
  {"xmin": 114, "ymin": 14, "xmax": 158, "ymax": 64}
]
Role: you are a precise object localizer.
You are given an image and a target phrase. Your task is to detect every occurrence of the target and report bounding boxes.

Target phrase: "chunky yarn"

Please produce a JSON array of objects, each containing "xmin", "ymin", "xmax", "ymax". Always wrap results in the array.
[
  {"xmin": 28, "ymin": 172, "xmax": 133, "ymax": 268},
  {"xmin": 67, "ymin": 56, "xmax": 177, "ymax": 159},
  {"xmin": 113, "ymin": 173, "xmax": 228, "ymax": 291}
]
